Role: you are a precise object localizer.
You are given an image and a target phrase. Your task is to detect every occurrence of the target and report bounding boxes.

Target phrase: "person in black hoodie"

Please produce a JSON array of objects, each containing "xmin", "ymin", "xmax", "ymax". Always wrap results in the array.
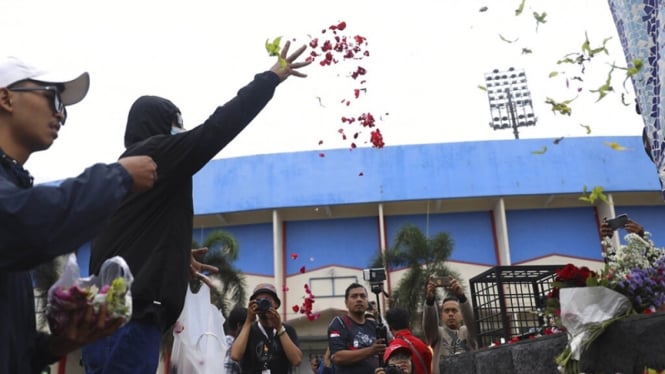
[
  {"xmin": 81, "ymin": 41, "xmax": 311, "ymax": 373},
  {"xmin": 0, "ymin": 56, "xmax": 157, "ymax": 374}
]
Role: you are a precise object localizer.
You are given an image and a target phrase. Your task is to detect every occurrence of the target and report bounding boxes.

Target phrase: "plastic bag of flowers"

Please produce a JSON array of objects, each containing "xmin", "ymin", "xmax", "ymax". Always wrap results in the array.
[{"xmin": 46, "ymin": 253, "xmax": 133, "ymax": 335}]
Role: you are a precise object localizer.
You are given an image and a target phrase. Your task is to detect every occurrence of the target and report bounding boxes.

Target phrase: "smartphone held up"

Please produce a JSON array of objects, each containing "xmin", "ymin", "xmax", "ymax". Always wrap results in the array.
[{"xmin": 431, "ymin": 275, "xmax": 451, "ymax": 288}]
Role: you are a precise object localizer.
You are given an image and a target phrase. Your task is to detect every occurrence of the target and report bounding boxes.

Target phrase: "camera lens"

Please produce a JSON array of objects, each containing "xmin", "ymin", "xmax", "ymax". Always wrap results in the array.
[{"xmin": 256, "ymin": 298, "xmax": 272, "ymax": 313}]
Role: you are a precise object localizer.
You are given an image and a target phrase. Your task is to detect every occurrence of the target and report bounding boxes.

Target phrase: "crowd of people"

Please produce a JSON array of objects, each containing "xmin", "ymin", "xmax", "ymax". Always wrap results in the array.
[
  {"xmin": 225, "ymin": 277, "xmax": 477, "ymax": 374},
  {"xmin": 3, "ymin": 41, "xmax": 646, "ymax": 373},
  {"xmin": 0, "ymin": 46, "xmax": 480, "ymax": 374}
]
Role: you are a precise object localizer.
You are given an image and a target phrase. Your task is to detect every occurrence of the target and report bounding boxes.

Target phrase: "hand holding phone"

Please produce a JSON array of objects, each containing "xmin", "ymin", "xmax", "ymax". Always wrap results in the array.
[{"xmin": 606, "ymin": 214, "xmax": 629, "ymax": 231}]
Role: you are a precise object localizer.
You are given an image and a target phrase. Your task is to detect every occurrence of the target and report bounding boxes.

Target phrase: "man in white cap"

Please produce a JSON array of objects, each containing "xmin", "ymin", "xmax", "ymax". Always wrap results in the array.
[
  {"xmin": 0, "ymin": 56, "xmax": 158, "ymax": 373},
  {"xmin": 231, "ymin": 283, "xmax": 303, "ymax": 374}
]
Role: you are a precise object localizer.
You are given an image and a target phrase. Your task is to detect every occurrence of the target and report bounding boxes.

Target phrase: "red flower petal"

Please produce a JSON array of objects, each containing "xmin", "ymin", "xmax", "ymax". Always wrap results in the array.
[
  {"xmin": 299, "ymin": 266, "xmax": 306, "ymax": 273},
  {"xmin": 291, "ymin": 253, "xmax": 298, "ymax": 260},
  {"xmin": 319, "ymin": 153, "xmax": 325, "ymax": 158},
  {"xmin": 292, "ymin": 305, "xmax": 300, "ymax": 312}
]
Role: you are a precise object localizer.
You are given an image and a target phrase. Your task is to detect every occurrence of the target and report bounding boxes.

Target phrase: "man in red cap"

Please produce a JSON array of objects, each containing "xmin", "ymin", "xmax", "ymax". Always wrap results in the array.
[
  {"xmin": 385, "ymin": 307, "xmax": 432, "ymax": 374},
  {"xmin": 231, "ymin": 283, "xmax": 302, "ymax": 374},
  {"xmin": 376, "ymin": 342, "xmax": 416, "ymax": 374}
]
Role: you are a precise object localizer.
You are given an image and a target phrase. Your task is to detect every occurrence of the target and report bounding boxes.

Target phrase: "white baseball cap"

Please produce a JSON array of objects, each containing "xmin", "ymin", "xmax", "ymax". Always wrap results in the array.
[{"xmin": 0, "ymin": 56, "xmax": 90, "ymax": 106}]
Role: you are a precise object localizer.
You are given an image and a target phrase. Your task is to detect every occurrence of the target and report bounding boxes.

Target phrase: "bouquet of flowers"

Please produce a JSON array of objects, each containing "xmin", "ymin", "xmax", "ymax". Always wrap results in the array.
[
  {"xmin": 548, "ymin": 230, "xmax": 665, "ymax": 373},
  {"xmin": 602, "ymin": 232, "xmax": 665, "ymax": 313},
  {"xmin": 46, "ymin": 253, "xmax": 133, "ymax": 335}
]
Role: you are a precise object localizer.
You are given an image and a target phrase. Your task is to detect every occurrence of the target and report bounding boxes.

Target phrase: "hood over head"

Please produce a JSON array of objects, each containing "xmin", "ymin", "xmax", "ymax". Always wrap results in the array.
[{"xmin": 124, "ymin": 95, "xmax": 181, "ymax": 148}]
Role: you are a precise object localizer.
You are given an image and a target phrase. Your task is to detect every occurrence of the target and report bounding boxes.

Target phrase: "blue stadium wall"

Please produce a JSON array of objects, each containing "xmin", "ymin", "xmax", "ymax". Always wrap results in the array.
[{"xmin": 74, "ymin": 136, "xmax": 665, "ymax": 276}]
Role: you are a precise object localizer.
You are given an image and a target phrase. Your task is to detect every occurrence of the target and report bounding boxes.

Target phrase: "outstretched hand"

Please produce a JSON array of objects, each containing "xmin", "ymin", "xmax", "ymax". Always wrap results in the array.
[
  {"xmin": 190, "ymin": 247, "xmax": 219, "ymax": 288},
  {"xmin": 270, "ymin": 40, "xmax": 311, "ymax": 81}
]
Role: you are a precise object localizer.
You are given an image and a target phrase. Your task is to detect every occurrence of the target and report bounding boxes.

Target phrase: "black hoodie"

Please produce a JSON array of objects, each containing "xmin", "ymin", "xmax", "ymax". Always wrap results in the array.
[{"xmin": 89, "ymin": 71, "xmax": 281, "ymax": 331}]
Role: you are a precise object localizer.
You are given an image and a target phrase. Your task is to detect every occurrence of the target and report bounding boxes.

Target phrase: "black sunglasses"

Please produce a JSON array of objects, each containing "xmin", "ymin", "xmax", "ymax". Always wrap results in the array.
[{"xmin": 8, "ymin": 85, "xmax": 67, "ymax": 124}]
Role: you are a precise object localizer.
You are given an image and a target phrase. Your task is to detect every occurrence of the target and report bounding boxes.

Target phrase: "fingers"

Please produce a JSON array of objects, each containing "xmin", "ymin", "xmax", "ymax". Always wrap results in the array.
[
  {"xmin": 118, "ymin": 155, "xmax": 158, "ymax": 193},
  {"xmin": 286, "ymin": 43, "xmax": 308, "ymax": 63},
  {"xmin": 200, "ymin": 264, "xmax": 219, "ymax": 274},
  {"xmin": 197, "ymin": 273, "xmax": 215, "ymax": 288},
  {"xmin": 191, "ymin": 247, "xmax": 209, "ymax": 256}
]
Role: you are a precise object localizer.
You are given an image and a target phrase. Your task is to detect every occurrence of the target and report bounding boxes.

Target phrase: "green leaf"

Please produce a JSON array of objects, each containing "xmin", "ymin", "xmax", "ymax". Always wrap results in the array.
[
  {"xmin": 579, "ymin": 185, "xmax": 608, "ymax": 205},
  {"xmin": 545, "ymin": 96, "xmax": 577, "ymax": 116},
  {"xmin": 589, "ymin": 66, "xmax": 614, "ymax": 102},
  {"xmin": 478, "ymin": 85, "xmax": 487, "ymax": 91},
  {"xmin": 499, "ymin": 34, "xmax": 518, "ymax": 43},
  {"xmin": 533, "ymin": 11, "xmax": 547, "ymax": 24},
  {"xmin": 548, "ymin": 71, "xmax": 560, "ymax": 78},
  {"xmin": 580, "ymin": 124, "xmax": 592, "ymax": 134},
  {"xmin": 265, "ymin": 36, "xmax": 288, "ymax": 68},
  {"xmin": 515, "ymin": 0, "xmax": 526, "ymax": 16},
  {"xmin": 265, "ymin": 36, "xmax": 283, "ymax": 56},
  {"xmin": 531, "ymin": 146, "xmax": 547, "ymax": 155}
]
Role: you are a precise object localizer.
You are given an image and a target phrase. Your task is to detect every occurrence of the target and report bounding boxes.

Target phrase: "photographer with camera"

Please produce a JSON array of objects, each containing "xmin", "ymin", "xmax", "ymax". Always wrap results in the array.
[
  {"xmin": 423, "ymin": 276, "xmax": 477, "ymax": 374},
  {"xmin": 374, "ymin": 340, "xmax": 417, "ymax": 374},
  {"xmin": 328, "ymin": 282, "xmax": 387, "ymax": 374},
  {"xmin": 231, "ymin": 283, "xmax": 302, "ymax": 374}
]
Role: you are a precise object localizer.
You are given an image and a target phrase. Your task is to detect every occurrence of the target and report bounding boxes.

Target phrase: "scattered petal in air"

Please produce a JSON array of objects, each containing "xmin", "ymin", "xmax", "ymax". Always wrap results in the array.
[
  {"xmin": 359, "ymin": 172, "xmax": 364, "ymax": 176},
  {"xmin": 319, "ymin": 153, "xmax": 325, "ymax": 158},
  {"xmin": 299, "ymin": 266, "xmax": 306, "ymax": 274},
  {"xmin": 580, "ymin": 124, "xmax": 592, "ymax": 134},
  {"xmin": 499, "ymin": 34, "xmax": 519, "ymax": 43},
  {"xmin": 292, "ymin": 305, "xmax": 300, "ymax": 312},
  {"xmin": 283, "ymin": 285, "xmax": 290, "ymax": 292},
  {"xmin": 291, "ymin": 253, "xmax": 299, "ymax": 260},
  {"xmin": 309, "ymin": 257, "xmax": 315, "ymax": 262},
  {"xmin": 531, "ymin": 146, "xmax": 548, "ymax": 155},
  {"xmin": 307, "ymin": 313, "xmax": 321, "ymax": 321},
  {"xmin": 604, "ymin": 141, "xmax": 630, "ymax": 151},
  {"xmin": 553, "ymin": 137, "xmax": 564, "ymax": 145},
  {"xmin": 479, "ymin": 6, "xmax": 488, "ymax": 12}
]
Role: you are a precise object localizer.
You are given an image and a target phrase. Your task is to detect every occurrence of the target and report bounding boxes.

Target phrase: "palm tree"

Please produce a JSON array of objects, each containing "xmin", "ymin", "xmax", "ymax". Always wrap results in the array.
[
  {"xmin": 191, "ymin": 229, "xmax": 247, "ymax": 314},
  {"xmin": 372, "ymin": 223, "xmax": 460, "ymax": 335},
  {"xmin": 161, "ymin": 229, "xmax": 247, "ymax": 358}
]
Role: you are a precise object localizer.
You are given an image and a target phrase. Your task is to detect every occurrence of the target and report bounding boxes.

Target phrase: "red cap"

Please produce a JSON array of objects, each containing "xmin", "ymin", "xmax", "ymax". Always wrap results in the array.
[{"xmin": 383, "ymin": 339, "xmax": 412, "ymax": 362}]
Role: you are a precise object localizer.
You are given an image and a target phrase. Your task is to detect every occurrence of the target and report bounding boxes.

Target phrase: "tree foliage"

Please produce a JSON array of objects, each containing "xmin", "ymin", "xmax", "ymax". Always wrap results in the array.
[{"xmin": 371, "ymin": 223, "xmax": 460, "ymax": 334}]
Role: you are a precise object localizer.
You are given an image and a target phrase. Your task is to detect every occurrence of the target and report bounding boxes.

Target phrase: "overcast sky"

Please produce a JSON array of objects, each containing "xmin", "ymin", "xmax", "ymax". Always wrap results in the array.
[{"xmin": 0, "ymin": 0, "xmax": 642, "ymax": 183}]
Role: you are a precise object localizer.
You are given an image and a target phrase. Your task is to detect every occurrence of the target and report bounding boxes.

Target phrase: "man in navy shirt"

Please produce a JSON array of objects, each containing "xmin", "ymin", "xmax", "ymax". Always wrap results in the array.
[
  {"xmin": 328, "ymin": 283, "xmax": 387, "ymax": 374},
  {"xmin": 0, "ymin": 56, "xmax": 157, "ymax": 373}
]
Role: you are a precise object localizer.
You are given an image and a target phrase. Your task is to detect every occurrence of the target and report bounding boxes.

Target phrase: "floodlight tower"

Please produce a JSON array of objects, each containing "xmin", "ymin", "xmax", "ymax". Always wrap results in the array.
[{"xmin": 484, "ymin": 67, "xmax": 537, "ymax": 139}]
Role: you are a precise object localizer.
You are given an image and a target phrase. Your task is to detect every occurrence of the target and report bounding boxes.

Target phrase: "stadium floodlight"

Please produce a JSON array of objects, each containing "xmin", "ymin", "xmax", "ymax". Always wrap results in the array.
[{"xmin": 484, "ymin": 67, "xmax": 537, "ymax": 139}]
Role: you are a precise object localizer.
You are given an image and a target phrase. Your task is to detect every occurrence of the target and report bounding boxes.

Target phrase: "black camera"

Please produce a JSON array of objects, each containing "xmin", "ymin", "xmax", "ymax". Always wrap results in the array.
[
  {"xmin": 255, "ymin": 297, "xmax": 272, "ymax": 317},
  {"xmin": 363, "ymin": 268, "xmax": 386, "ymax": 284},
  {"xmin": 385, "ymin": 365, "xmax": 404, "ymax": 374}
]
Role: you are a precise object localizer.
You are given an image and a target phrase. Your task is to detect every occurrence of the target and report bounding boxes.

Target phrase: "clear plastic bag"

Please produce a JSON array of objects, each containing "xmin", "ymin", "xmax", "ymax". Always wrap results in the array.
[
  {"xmin": 46, "ymin": 253, "xmax": 133, "ymax": 335},
  {"xmin": 170, "ymin": 283, "xmax": 228, "ymax": 374},
  {"xmin": 559, "ymin": 286, "xmax": 632, "ymax": 360}
]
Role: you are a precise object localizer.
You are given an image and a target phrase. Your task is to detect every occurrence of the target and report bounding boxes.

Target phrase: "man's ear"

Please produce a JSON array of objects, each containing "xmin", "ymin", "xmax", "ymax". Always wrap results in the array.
[{"xmin": 0, "ymin": 88, "xmax": 13, "ymax": 112}]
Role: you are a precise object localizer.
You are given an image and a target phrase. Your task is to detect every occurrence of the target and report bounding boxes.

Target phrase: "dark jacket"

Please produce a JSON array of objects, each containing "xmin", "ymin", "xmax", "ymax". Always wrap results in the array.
[
  {"xmin": 89, "ymin": 71, "xmax": 281, "ymax": 331},
  {"xmin": 0, "ymin": 154, "xmax": 133, "ymax": 373}
]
